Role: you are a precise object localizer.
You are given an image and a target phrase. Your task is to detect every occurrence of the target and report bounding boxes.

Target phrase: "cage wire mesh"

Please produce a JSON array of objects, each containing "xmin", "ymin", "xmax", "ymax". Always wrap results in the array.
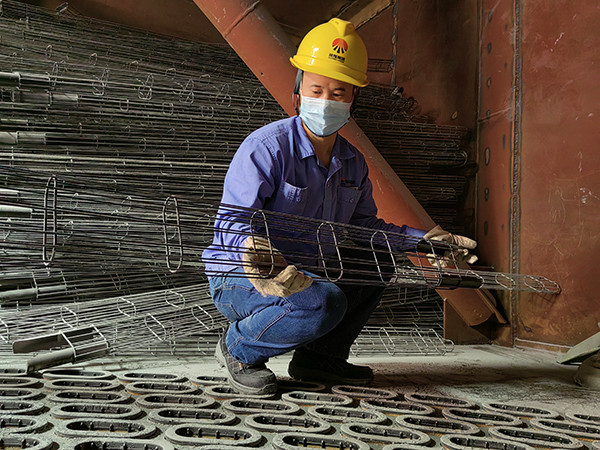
[{"xmin": 0, "ymin": 0, "xmax": 515, "ymax": 366}]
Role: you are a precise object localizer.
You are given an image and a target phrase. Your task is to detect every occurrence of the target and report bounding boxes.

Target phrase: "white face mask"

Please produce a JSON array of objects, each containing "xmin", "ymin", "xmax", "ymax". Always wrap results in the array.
[{"xmin": 299, "ymin": 95, "xmax": 352, "ymax": 137}]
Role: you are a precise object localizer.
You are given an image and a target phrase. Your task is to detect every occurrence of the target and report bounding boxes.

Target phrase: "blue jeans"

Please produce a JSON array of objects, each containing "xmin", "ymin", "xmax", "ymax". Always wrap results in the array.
[{"xmin": 209, "ymin": 249, "xmax": 391, "ymax": 365}]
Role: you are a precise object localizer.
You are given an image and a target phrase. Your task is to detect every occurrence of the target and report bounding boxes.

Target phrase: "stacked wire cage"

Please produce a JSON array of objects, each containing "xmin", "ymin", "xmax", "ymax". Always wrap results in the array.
[{"xmin": 0, "ymin": 0, "xmax": 464, "ymax": 366}]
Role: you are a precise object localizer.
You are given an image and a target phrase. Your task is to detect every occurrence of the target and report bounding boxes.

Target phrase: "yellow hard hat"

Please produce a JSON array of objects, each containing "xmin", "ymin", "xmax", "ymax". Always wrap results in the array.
[{"xmin": 290, "ymin": 18, "xmax": 369, "ymax": 87}]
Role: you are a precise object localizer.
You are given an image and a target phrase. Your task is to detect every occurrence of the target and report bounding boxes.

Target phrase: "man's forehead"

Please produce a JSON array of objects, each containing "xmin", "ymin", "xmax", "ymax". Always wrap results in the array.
[{"xmin": 303, "ymin": 72, "xmax": 352, "ymax": 90}]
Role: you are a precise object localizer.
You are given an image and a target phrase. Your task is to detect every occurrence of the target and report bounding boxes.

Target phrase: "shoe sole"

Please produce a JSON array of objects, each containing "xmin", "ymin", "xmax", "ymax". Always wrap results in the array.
[
  {"xmin": 215, "ymin": 339, "xmax": 277, "ymax": 396},
  {"xmin": 288, "ymin": 365, "xmax": 373, "ymax": 386}
]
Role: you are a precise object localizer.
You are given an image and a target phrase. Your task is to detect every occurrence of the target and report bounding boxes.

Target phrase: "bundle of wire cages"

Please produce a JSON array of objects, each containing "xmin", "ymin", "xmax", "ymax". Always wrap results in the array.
[{"xmin": 0, "ymin": 0, "xmax": 503, "ymax": 368}]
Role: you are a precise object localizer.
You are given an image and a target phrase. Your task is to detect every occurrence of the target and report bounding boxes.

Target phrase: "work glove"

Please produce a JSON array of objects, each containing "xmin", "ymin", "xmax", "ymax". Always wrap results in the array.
[
  {"xmin": 423, "ymin": 225, "xmax": 478, "ymax": 267},
  {"xmin": 242, "ymin": 236, "xmax": 313, "ymax": 297}
]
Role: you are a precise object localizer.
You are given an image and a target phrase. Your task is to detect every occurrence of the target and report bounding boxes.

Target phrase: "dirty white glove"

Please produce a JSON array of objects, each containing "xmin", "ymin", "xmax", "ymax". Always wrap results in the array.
[
  {"xmin": 423, "ymin": 225, "xmax": 478, "ymax": 266},
  {"xmin": 242, "ymin": 236, "xmax": 313, "ymax": 297}
]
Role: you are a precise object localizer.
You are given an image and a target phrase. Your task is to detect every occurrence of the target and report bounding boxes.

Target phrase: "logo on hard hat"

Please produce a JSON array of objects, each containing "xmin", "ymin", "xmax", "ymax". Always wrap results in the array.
[{"xmin": 332, "ymin": 38, "xmax": 348, "ymax": 54}]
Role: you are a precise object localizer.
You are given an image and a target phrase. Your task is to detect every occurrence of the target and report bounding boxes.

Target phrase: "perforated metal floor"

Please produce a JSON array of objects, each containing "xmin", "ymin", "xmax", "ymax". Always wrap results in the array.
[{"xmin": 1, "ymin": 346, "xmax": 598, "ymax": 450}]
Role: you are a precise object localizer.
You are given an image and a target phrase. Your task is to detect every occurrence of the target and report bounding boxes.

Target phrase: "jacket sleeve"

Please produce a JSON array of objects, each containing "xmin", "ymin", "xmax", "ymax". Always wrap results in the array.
[{"xmin": 212, "ymin": 136, "xmax": 278, "ymax": 263}]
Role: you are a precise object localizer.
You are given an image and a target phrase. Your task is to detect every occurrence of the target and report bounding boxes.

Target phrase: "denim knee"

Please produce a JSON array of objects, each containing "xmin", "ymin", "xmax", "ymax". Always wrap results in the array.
[{"xmin": 289, "ymin": 280, "xmax": 348, "ymax": 342}]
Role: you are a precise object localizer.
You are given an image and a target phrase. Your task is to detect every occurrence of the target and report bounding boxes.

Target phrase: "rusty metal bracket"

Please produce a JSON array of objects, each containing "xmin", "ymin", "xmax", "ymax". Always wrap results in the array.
[
  {"xmin": 272, "ymin": 432, "xmax": 370, "ymax": 450},
  {"xmin": 164, "ymin": 423, "xmax": 263, "ymax": 447},
  {"xmin": 244, "ymin": 412, "xmax": 331, "ymax": 434},
  {"xmin": 360, "ymin": 399, "xmax": 434, "ymax": 416},
  {"xmin": 307, "ymin": 405, "xmax": 388, "ymax": 424},
  {"xmin": 280, "ymin": 391, "xmax": 353, "ymax": 407},
  {"xmin": 148, "ymin": 407, "xmax": 236, "ymax": 426},
  {"xmin": 340, "ymin": 423, "xmax": 431, "ymax": 445},
  {"xmin": 440, "ymin": 434, "xmax": 537, "ymax": 450},
  {"xmin": 442, "ymin": 407, "xmax": 523, "ymax": 427},
  {"xmin": 488, "ymin": 426, "xmax": 585, "ymax": 449},
  {"xmin": 395, "ymin": 414, "xmax": 480, "ymax": 435}
]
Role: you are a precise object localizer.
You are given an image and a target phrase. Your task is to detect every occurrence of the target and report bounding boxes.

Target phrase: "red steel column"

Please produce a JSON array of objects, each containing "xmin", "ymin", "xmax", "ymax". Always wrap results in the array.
[{"xmin": 192, "ymin": 0, "xmax": 503, "ymax": 327}]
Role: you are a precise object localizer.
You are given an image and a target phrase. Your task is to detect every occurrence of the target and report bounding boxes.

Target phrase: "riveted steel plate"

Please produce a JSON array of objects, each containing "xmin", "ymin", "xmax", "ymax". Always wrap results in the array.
[
  {"xmin": 0, "ymin": 400, "xmax": 45, "ymax": 416},
  {"xmin": 49, "ymin": 403, "xmax": 143, "ymax": 420},
  {"xmin": 273, "ymin": 432, "xmax": 370, "ymax": 450},
  {"xmin": 530, "ymin": 418, "xmax": 600, "ymax": 441},
  {"xmin": 148, "ymin": 407, "xmax": 236, "ymax": 425},
  {"xmin": 488, "ymin": 426, "xmax": 585, "ymax": 449},
  {"xmin": 44, "ymin": 379, "xmax": 122, "ymax": 392},
  {"xmin": 395, "ymin": 414, "xmax": 480, "ymax": 435},
  {"xmin": 332, "ymin": 385, "xmax": 397, "ymax": 400},
  {"xmin": 118, "ymin": 373, "xmax": 187, "ymax": 384},
  {"xmin": 46, "ymin": 391, "xmax": 131, "ymax": 404},
  {"xmin": 404, "ymin": 393, "xmax": 476, "ymax": 409},
  {"xmin": 440, "ymin": 434, "xmax": 537, "ymax": 450},
  {"xmin": 222, "ymin": 398, "xmax": 300, "ymax": 415},
  {"xmin": 135, "ymin": 394, "xmax": 216, "ymax": 409},
  {"xmin": 481, "ymin": 402, "xmax": 560, "ymax": 419},
  {"xmin": 164, "ymin": 423, "xmax": 262, "ymax": 447},
  {"xmin": 55, "ymin": 418, "xmax": 158, "ymax": 439},
  {"xmin": 307, "ymin": 405, "xmax": 388, "ymax": 424},
  {"xmin": 361, "ymin": 399, "xmax": 435, "ymax": 416},
  {"xmin": 42, "ymin": 369, "xmax": 115, "ymax": 381},
  {"xmin": 280, "ymin": 391, "xmax": 353, "ymax": 407},
  {"xmin": 0, "ymin": 415, "xmax": 48, "ymax": 434},
  {"xmin": 442, "ymin": 407, "xmax": 523, "ymax": 427},
  {"xmin": 244, "ymin": 412, "xmax": 331, "ymax": 434},
  {"xmin": 0, "ymin": 433, "xmax": 54, "ymax": 450},
  {"xmin": 340, "ymin": 423, "xmax": 431, "ymax": 445}
]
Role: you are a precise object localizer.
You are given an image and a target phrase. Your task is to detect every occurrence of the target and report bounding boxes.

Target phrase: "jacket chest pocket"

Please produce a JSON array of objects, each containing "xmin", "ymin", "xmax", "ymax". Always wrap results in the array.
[
  {"xmin": 271, "ymin": 181, "xmax": 308, "ymax": 216},
  {"xmin": 336, "ymin": 186, "xmax": 361, "ymax": 223}
]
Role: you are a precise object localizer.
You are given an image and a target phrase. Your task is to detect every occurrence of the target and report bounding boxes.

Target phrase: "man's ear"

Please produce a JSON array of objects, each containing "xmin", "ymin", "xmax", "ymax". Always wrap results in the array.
[{"xmin": 292, "ymin": 93, "xmax": 300, "ymax": 115}]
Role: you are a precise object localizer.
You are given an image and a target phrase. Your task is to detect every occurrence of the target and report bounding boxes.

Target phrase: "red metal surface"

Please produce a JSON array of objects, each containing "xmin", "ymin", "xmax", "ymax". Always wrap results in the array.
[
  {"xmin": 192, "ymin": 0, "xmax": 502, "ymax": 327},
  {"xmin": 516, "ymin": 0, "xmax": 600, "ymax": 346}
]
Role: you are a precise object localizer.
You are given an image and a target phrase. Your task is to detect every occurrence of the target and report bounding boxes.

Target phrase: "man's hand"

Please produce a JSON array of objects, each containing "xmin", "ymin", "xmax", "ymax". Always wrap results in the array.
[
  {"xmin": 242, "ymin": 236, "xmax": 313, "ymax": 297},
  {"xmin": 423, "ymin": 225, "xmax": 478, "ymax": 266}
]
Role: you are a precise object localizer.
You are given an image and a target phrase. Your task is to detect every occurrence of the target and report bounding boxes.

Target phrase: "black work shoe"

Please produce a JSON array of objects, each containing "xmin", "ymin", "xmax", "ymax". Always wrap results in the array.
[
  {"xmin": 288, "ymin": 348, "xmax": 374, "ymax": 385},
  {"xmin": 215, "ymin": 335, "xmax": 277, "ymax": 395}
]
